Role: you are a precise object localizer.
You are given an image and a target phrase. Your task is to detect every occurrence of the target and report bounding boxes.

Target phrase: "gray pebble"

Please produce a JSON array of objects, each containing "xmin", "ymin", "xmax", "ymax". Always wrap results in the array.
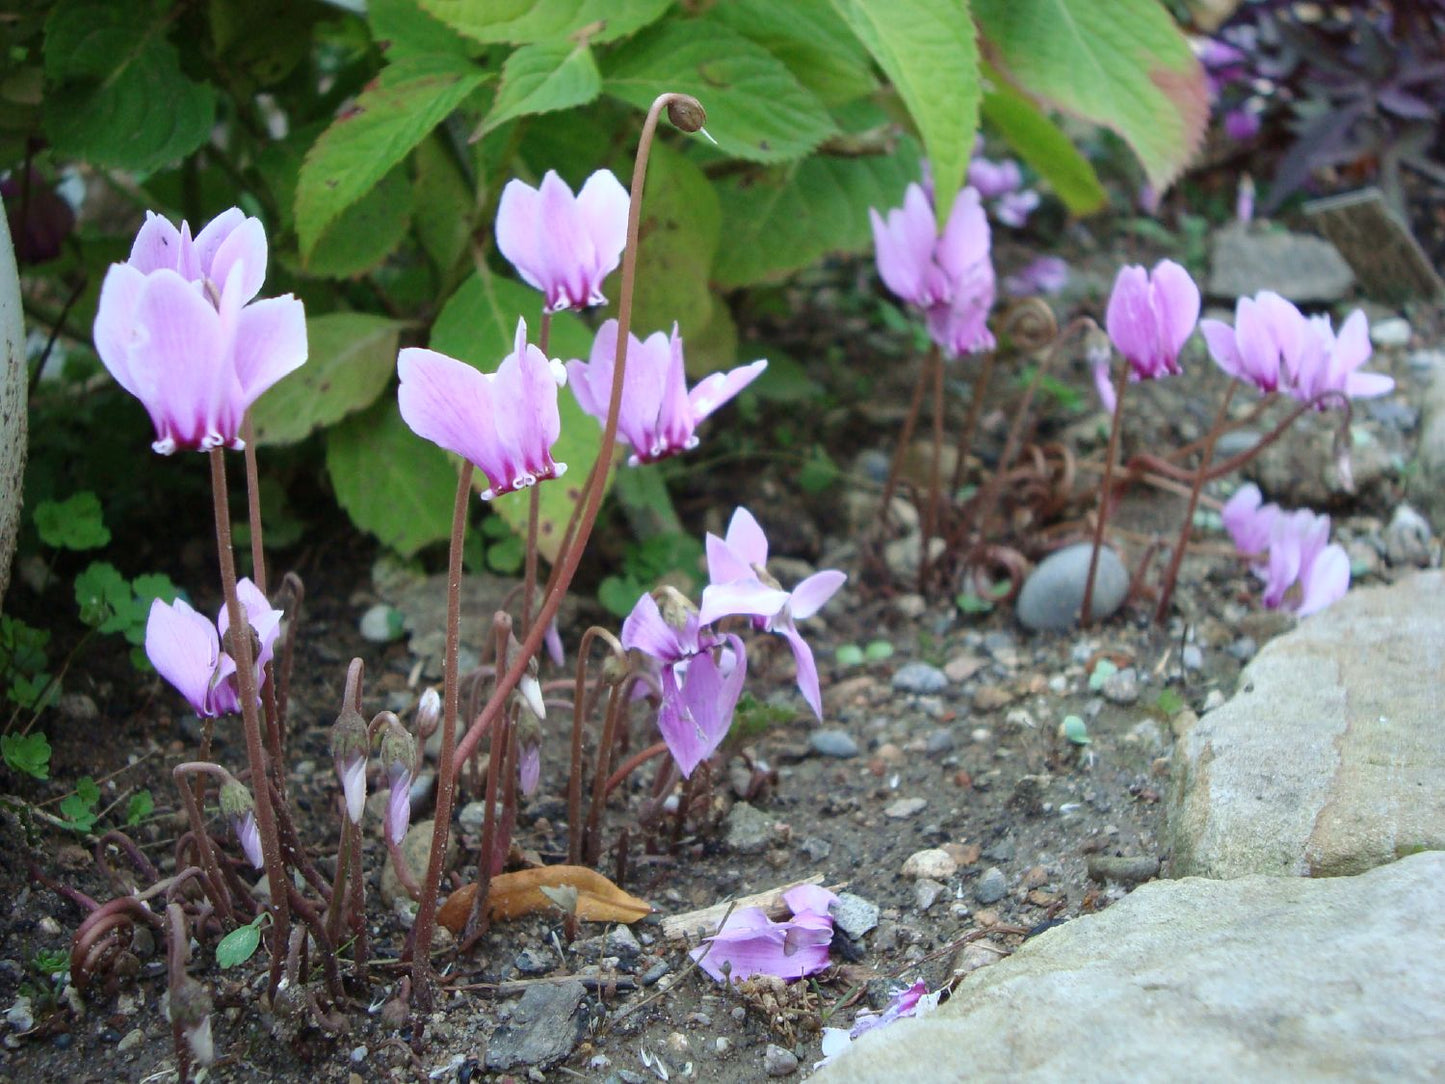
[
  {"xmin": 1101, "ymin": 666, "xmax": 1140, "ymax": 704},
  {"xmin": 1384, "ymin": 504, "xmax": 1432, "ymax": 567},
  {"xmin": 924, "ymin": 728, "xmax": 956, "ymax": 755},
  {"xmin": 799, "ymin": 836, "xmax": 833, "ymax": 861},
  {"xmin": 892, "ymin": 662, "xmax": 948, "ymax": 695},
  {"xmin": 639, "ymin": 960, "xmax": 670, "ymax": 986},
  {"xmin": 831, "ymin": 892, "xmax": 880, "ymax": 939},
  {"xmin": 485, "ymin": 980, "xmax": 589, "ymax": 1071},
  {"xmin": 983, "ymin": 838, "xmax": 1015, "ymax": 862},
  {"xmin": 884, "ymin": 797, "xmax": 927, "ymax": 818},
  {"xmin": 515, "ymin": 948, "xmax": 552, "ymax": 975},
  {"xmin": 764, "ymin": 1044, "xmax": 799, "ymax": 1076},
  {"xmin": 1228, "ymin": 636, "xmax": 1258, "ymax": 661},
  {"xmin": 1086, "ymin": 854, "xmax": 1161, "ymax": 885},
  {"xmin": 724, "ymin": 802, "xmax": 777, "ymax": 854},
  {"xmin": 1016, "ymin": 544, "xmax": 1129, "ymax": 631},
  {"xmin": 809, "ymin": 729, "xmax": 859, "ymax": 758},
  {"xmin": 1180, "ymin": 644, "xmax": 1203, "ymax": 670},
  {"xmin": 974, "ymin": 866, "xmax": 1008, "ymax": 904},
  {"xmin": 914, "ymin": 878, "xmax": 946, "ymax": 911},
  {"xmin": 1369, "ymin": 316, "xmax": 1411, "ymax": 347},
  {"xmin": 359, "ymin": 603, "xmax": 405, "ymax": 643}
]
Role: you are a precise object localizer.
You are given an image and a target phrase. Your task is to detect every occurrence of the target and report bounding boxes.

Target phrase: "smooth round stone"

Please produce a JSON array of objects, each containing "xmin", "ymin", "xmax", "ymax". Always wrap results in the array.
[
  {"xmin": 892, "ymin": 661, "xmax": 948, "ymax": 695},
  {"xmin": 974, "ymin": 866, "xmax": 1008, "ymax": 904},
  {"xmin": 809, "ymin": 729, "xmax": 860, "ymax": 758},
  {"xmin": 902, "ymin": 848, "xmax": 959, "ymax": 880},
  {"xmin": 1016, "ymin": 544, "xmax": 1129, "ymax": 631},
  {"xmin": 359, "ymin": 603, "xmax": 405, "ymax": 643}
]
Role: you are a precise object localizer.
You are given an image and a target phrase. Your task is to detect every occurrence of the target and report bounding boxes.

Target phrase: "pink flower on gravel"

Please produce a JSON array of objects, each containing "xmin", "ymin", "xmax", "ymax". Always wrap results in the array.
[
  {"xmin": 1096, "ymin": 259, "xmax": 1200, "ymax": 410},
  {"xmin": 699, "ymin": 508, "xmax": 846, "ymax": 719},
  {"xmin": 397, "ymin": 318, "xmax": 567, "ymax": 501},
  {"xmin": 568, "ymin": 320, "xmax": 767, "ymax": 465},
  {"xmin": 144, "ymin": 578, "xmax": 281, "ymax": 717},
  {"xmin": 1222, "ymin": 484, "xmax": 1350, "ymax": 616},
  {"xmin": 870, "ymin": 183, "xmax": 996, "ymax": 357},
  {"xmin": 93, "ymin": 208, "xmax": 307, "ymax": 454},
  {"xmin": 621, "ymin": 590, "xmax": 747, "ymax": 777},
  {"xmin": 1281, "ymin": 309, "xmax": 1394, "ymax": 406},
  {"xmin": 692, "ymin": 884, "xmax": 838, "ymax": 984},
  {"xmin": 1200, "ymin": 290, "xmax": 1304, "ymax": 394},
  {"xmin": 495, "ymin": 169, "xmax": 629, "ymax": 313},
  {"xmin": 816, "ymin": 979, "xmax": 943, "ymax": 1067}
]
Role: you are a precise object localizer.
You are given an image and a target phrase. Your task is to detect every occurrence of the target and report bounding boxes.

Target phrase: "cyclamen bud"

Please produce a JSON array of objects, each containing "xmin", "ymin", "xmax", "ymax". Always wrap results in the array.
[
  {"xmin": 218, "ymin": 780, "xmax": 263, "ymax": 869},
  {"xmin": 654, "ymin": 585, "xmax": 698, "ymax": 632},
  {"xmin": 168, "ymin": 976, "xmax": 215, "ymax": 1067},
  {"xmin": 379, "ymin": 719, "xmax": 416, "ymax": 846},
  {"xmin": 666, "ymin": 95, "xmax": 707, "ymax": 133},
  {"xmin": 414, "ymin": 687, "xmax": 441, "ymax": 738},
  {"xmin": 329, "ymin": 703, "xmax": 369, "ymax": 826},
  {"xmin": 515, "ymin": 707, "xmax": 543, "ymax": 797}
]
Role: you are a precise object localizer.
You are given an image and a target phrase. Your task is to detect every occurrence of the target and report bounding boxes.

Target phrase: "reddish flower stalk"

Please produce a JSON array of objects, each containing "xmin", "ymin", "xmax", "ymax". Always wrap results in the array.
[{"xmin": 1080, "ymin": 364, "xmax": 1130, "ymax": 627}]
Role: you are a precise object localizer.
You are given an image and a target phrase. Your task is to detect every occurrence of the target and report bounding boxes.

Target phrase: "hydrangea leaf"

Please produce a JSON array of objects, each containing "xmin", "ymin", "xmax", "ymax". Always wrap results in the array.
[
  {"xmin": 827, "ymin": 0, "xmax": 980, "ymax": 223},
  {"xmin": 476, "ymin": 41, "xmax": 601, "ymax": 138},
  {"xmin": 603, "ymin": 17, "xmax": 836, "ymax": 164},
  {"xmin": 251, "ymin": 313, "xmax": 403, "ymax": 445},
  {"xmin": 419, "ymin": 0, "xmax": 671, "ymax": 45},
  {"xmin": 710, "ymin": 0, "xmax": 877, "ymax": 106},
  {"xmin": 980, "ymin": 63, "xmax": 1106, "ymax": 215},
  {"xmin": 972, "ymin": 0, "xmax": 1207, "ymax": 191}
]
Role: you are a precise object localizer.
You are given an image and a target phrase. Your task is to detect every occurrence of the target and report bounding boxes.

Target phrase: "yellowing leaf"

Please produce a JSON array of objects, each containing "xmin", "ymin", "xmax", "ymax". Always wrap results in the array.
[{"xmin": 438, "ymin": 865, "xmax": 654, "ymax": 933}]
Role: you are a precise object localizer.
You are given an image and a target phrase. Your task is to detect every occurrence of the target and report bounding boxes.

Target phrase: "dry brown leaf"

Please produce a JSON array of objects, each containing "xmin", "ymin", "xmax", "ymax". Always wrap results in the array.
[{"xmin": 437, "ymin": 866, "xmax": 654, "ymax": 933}]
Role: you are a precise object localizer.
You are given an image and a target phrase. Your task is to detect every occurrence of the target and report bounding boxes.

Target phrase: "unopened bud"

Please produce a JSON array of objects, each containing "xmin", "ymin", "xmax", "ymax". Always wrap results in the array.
[
  {"xmin": 330, "ymin": 704, "xmax": 369, "ymax": 826},
  {"xmin": 666, "ymin": 95, "xmax": 706, "ymax": 133},
  {"xmin": 168, "ymin": 977, "xmax": 215, "ymax": 1066},
  {"xmin": 415, "ymin": 687, "xmax": 441, "ymax": 737},
  {"xmin": 1083, "ymin": 325, "xmax": 1112, "ymax": 369},
  {"xmin": 218, "ymin": 779, "xmax": 254, "ymax": 821},
  {"xmin": 654, "ymin": 585, "xmax": 698, "ymax": 631}
]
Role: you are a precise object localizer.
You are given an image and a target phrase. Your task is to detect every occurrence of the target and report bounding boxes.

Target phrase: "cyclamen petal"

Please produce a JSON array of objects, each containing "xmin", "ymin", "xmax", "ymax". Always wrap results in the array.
[
  {"xmin": 1105, "ymin": 260, "xmax": 1199, "ymax": 382},
  {"xmin": 338, "ymin": 754, "xmax": 367, "ymax": 825},
  {"xmin": 386, "ymin": 764, "xmax": 412, "ymax": 845},
  {"xmin": 692, "ymin": 884, "xmax": 836, "ymax": 984},
  {"xmin": 722, "ymin": 506, "xmax": 770, "ymax": 568},
  {"xmin": 656, "ymin": 637, "xmax": 747, "ymax": 778},
  {"xmin": 145, "ymin": 597, "xmax": 222, "ymax": 717},
  {"xmin": 496, "ymin": 169, "xmax": 629, "ymax": 313}
]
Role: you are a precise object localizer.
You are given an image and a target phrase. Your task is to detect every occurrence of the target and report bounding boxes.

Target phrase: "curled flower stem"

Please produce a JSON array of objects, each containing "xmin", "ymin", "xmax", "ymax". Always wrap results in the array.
[
  {"xmin": 567, "ymin": 626, "xmax": 626, "ymax": 866},
  {"xmin": 465, "ymin": 616, "xmax": 516, "ymax": 947},
  {"xmin": 583, "ymin": 678, "xmax": 630, "ymax": 867},
  {"xmin": 604, "ymin": 740, "xmax": 669, "ymax": 799},
  {"xmin": 876, "ymin": 344, "xmax": 934, "ymax": 529},
  {"xmin": 171, "ymin": 762, "xmax": 237, "ymax": 923},
  {"xmin": 1154, "ymin": 379, "xmax": 1238, "ymax": 623},
  {"xmin": 1081, "ymin": 364, "xmax": 1130, "ymax": 627}
]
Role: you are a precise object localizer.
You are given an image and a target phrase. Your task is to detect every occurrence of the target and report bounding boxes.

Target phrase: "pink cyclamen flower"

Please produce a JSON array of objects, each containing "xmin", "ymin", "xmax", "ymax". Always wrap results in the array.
[
  {"xmin": 495, "ymin": 169, "xmax": 629, "ymax": 313},
  {"xmin": 568, "ymin": 320, "xmax": 767, "ymax": 466},
  {"xmin": 1004, "ymin": 255, "xmax": 1069, "ymax": 298},
  {"xmin": 698, "ymin": 508, "xmax": 846, "ymax": 719},
  {"xmin": 1200, "ymin": 290, "xmax": 1305, "ymax": 394},
  {"xmin": 870, "ymin": 183, "xmax": 996, "ymax": 357},
  {"xmin": 1282, "ymin": 309, "xmax": 1394, "ymax": 406},
  {"xmin": 93, "ymin": 208, "xmax": 307, "ymax": 453},
  {"xmin": 967, "ymin": 156, "xmax": 1022, "ymax": 200},
  {"xmin": 816, "ymin": 980, "xmax": 943, "ymax": 1068},
  {"xmin": 398, "ymin": 318, "xmax": 567, "ymax": 500},
  {"xmin": 1096, "ymin": 259, "xmax": 1200, "ymax": 411},
  {"xmin": 145, "ymin": 578, "xmax": 281, "ymax": 717},
  {"xmin": 235, "ymin": 811, "xmax": 263, "ymax": 870},
  {"xmin": 1222, "ymin": 484, "xmax": 1350, "ymax": 616},
  {"xmin": 621, "ymin": 591, "xmax": 747, "ymax": 778},
  {"xmin": 692, "ymin": 884, "xmax": 838, "ymax": 984}
]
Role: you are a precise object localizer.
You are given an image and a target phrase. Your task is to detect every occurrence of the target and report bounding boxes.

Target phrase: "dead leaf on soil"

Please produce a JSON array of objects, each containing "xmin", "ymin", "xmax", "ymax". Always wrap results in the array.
[{"xmin": 437, "ymin": 865, "xmax": 654, "ymax": 933}]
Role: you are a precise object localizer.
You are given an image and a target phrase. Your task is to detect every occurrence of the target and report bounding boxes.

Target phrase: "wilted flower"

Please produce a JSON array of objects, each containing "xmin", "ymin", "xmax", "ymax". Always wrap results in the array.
[
  {"xmin": 1222, "ymin": 484, "xmax": 1350, "ymax": 616},
  {"xmin": 495, "ymin": 169, "xmax": 629, "ymax": 313},
  {"xmin": 692, "ymin": 883, "xmax": 837, "ymax": 984},
  {"xmin": 93, "ymin": 207, "xmax": 307, "ymax": 453},
  {"xmin": 699, "ymin": 508, "xmax": 845, "ymax": 719},
  {"xmin": 621, "ymin": 589, "xmax": 747, "ymax": 778},
  {"xmin": 1096, "ymin": 259, "xmax": 1200, "ymax": 411},
  {"xmin": 568, "ymin": 320, "xmax": 767, "ymax": 465},
  {"xmin": 145, "ymin": 579, "xmax": 281, "ymax": 717},
  {"xmin": 870, "ymin": 183, "xmax": 996, "ymax": 357},
  {"xmin": 816, "ymin": 980, "xmax": 942, "ymax": 1067},
  {"xmin": 397, "ymin": 318, "xmax": 567, "ymax": 500}
]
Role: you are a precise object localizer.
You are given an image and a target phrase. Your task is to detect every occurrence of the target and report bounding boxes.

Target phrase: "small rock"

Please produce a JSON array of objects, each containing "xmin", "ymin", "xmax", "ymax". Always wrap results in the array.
[
  {"xmin": 382, "ymin": 820, "xmax": 454, "ymax": 909},
  {"xmin": 902, "ymin": 848, "xmax": 958, "ymax": 880},
  {"xmin": 724, "ymin": 802, "xmax": 777, "ymax": 854},
  {"xmin": 809, "ymin": 730, "xmax": 859, "ymax": 759},
  {"xmin": 924, "ymin": 728, "xmax": 955, "ymax": 755},
  {"xmin": 951, "ymin": 938, "xmax": 1008, "ymax": 976},
  {"xmin": 1101, "ymin": 667, "xmax": 1140, "ymax": 704},
  {"xmin": 943, "ymin": 653, "xmax": 986, "ymax": 682},
  {"xmin": 117, "ymin": 1027, "xmax": 143, "ymax": 1053},
  {"xmin": 892, "ymin": 662, "xmax": 948, "ymax": 695},
  {"xmin": 1180, "ymin": 644, "xmax": 1203, "ymax": 671},
  {"xmin": 764, "ymin": 1044, "xmax": 799, "ymax": 1076},
  {"xmin": 1228, "ymin": 637, "xmax": 1258, "ymax": 662},
  {"xmin": 892, "ymin": 594, "xmax": 928, "ymax": 619},
  {"xmin": 359, "ymin": 603, "xmax": 405, "ymax": 644},
  {"xmin": 1017, "ymin": 544, "xmax": 1129, "ymax": 631},
  {"xmin": 1369, "ymin": 317, "xmax": 1411, "ymax": 347},
  {"xmin": 973, "ymin": 686, "xmax": 1014, "ymax": 711},
  {"xmin": 57, "ymin": 693, "xmax": 98, "ymax": 724},
  {"xmin": 515, "ymin": 948, "xmax": 552, "ymax": 975},
  {"xmin": 884, "ymin": 797, "xmax": 927, "ymax": 819},
  {"xmin": 914, "ymin": 878, "xmax": 946, "ymax": 911},
  {"xmin": 1207, "ymin": 221, "xmax": 1354, "ymax": 303},
  {"xmin": 831, "ymin": 892, "xmax": 880, "ymax": 939},
  {"xmin": 799, "ymin": 836, "xmax": 832, "ymax": 861},
  {"xmin": 974, "ymin": 867, "xmax": 1008, "ymax": 904},
  {"xmin": 1086, "ymin": 854, "xmax": 1162, "ymax": 885},
  {"xmin": 1384, "ymin": 504, "xmax": 1432, "ymax": 567},
  {"xmin": 485, "ymin": 981, "xmax": 589, "ymax": 1071}
]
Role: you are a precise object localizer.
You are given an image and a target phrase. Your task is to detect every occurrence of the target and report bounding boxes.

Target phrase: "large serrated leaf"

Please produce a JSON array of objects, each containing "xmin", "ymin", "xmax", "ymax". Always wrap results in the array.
[
  {"xmin": 710, "ymin": 0, "xmax": 878, "ymax": 106},
  {"xmin": 251, "ymin": 313, "xmax": 403, "ymax": 446},
  {"xmin": 303, "ymin": 166, "xmax": 412, "ymax": 278},
  {"xmin": 326, "ymin": 399, "xmax": 457, "ymax": 556},
  {"xmin": 429, "ymin": 271, "xmax": 604, "ymax": 564},
  {"xmin": 972, "ymin": 0, "xmax": 1207, "ymax": 192},
  {"xmin": 368, "ymin": 0, "xmax": 477, "ymax": 60},
  {"xmin": 714, "ymin": 141, "xmax": 921, "ymax": 288},
  {"xmin": 295, "ymin": 56, "xmax": 487, "ymax": 260},
  {"xmin": 411, "ymin": 134, "xmax": 476, "ymax": 280},
  {"xmin": 828, "ymin": 0, "xmax": 980, "ymax": 224},
  {"xmin": 418, "ymin": 0, "xmax": 671, "ymax": 45},
  {"xmin": 980, "ymin": 64, "xmax": 1106, "ymax": 216},
  {"xmin": 42, "ymin": 1, "xmax": 216, "ymax": 172},
  {"xmin": 477, "ymin": 41, "xmax": 600, "ymax": 138},
  {"xmin": 603, "ymin": 18, "xmax": 837, "ymax": 164}
]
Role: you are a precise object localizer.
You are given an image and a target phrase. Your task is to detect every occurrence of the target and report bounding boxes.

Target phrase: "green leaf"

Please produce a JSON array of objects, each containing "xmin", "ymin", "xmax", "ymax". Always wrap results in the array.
[
  {"xmin": 980, "ymin": 65, "xmax": 1106, "ymax": 215},
  {"xmin": 74, "ymin": 562, "xmax": 132, "ymax": 632},
  {"xmin": 208, "ymin": 0, "xmax": 321, "ymax": 89},
  {"xmin": 411, "ymin": 134, "xmax": 476, "ymax": 280},
  {"xmin": 58, "ymin": 778, "xmax": 100, "ymax": 834},
  {"xmin": 42, "ymin": 0, "xmax": 217, "ymax": 172},
  {"xmin": 326, "ymin": 398, "xmax": 457, "ymax": 556},
  {"xmin": 302, "ymin": 166, "xmax": 413, "ymax": 278},
  {"xmin": 295, "ymin": 55, "xmax": 487, "ymax": 260},
  {"xmin": 477, "ymin": 41, "xmax": 600, "ymax": 138},
  {"xmin": 713, "ymin": 140, "xmax": 920, "ymax": 287},
  {"xmin": 1061, "ymin": 714, "xmax": 1091, "ymax": 745},
  {"xmin": 215, "ymin": 915, "xmax": 265, "ymax": 969},
  {"xmin": 369, "ymin": 0, "xmax": 478, "ymax": 60},
  {"xmin": 131, "ymin": 573, "xmax": 180, "ymax": 610},
  {"xmin": 956, "ymin": 592, "xmax": 994, "ymax": 614},
  {"xmin": 828, "ymin": 0, "xmax": 980, "ymax": 223},
  {"xmin": 418, "ymin": 0, "xmax": 671, "ymax": 45},
  {"xmin": 125, "ymin": 790, "xmax": 155, "ymax": 826},
  {"xmin": 1, "ymin": 732, "xmax": 51, "ymax": 781},
  {"xmin": 798, "ymin": 447, "xmax": 839, "ymax": 494},
  {"xmin": 1154, "ymin": 688, "xmax": 1185, "ymax": 717},
  {"xmin": 33, "ymin": 492, "xmax": 110, "ymax": 551},
  {"xmin": 251, "ymin": 313, "xmax": 403, "ymax": 445},
  {"xmin": 429, "ymin": 270, "xmax": 602, "ymax": 563},
  {"xmin": 485, "ymin": 534, "xmax": 526, "ymax": 574},
  {"xmin": 835, "ymin": 643, "xmax": 865, "ymax": 667},
  {"xmin": 597, "ymin": 575, "xmax": 645, "ymax": 619},
  {"xmin": 1088, "ymin": 658, "xmax": 1117, "ymax": 691},
  {"xmin": 971, "ymin": 0, "xmax": 1207, "ymax": 191},
  {"xmin": 709, "ymin": 0, "xmax": 878, "ymax": 106},
  {"xmin": 603, "ymin": 17, "xmax": 837, "ymax": 164},
  {"xmin": 863, "ymin": 640, "xmax": 895, "ymax": 661},
  {"xmin": 8, "ymin": 674, "xmax": 58, "ymax": 713}
]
